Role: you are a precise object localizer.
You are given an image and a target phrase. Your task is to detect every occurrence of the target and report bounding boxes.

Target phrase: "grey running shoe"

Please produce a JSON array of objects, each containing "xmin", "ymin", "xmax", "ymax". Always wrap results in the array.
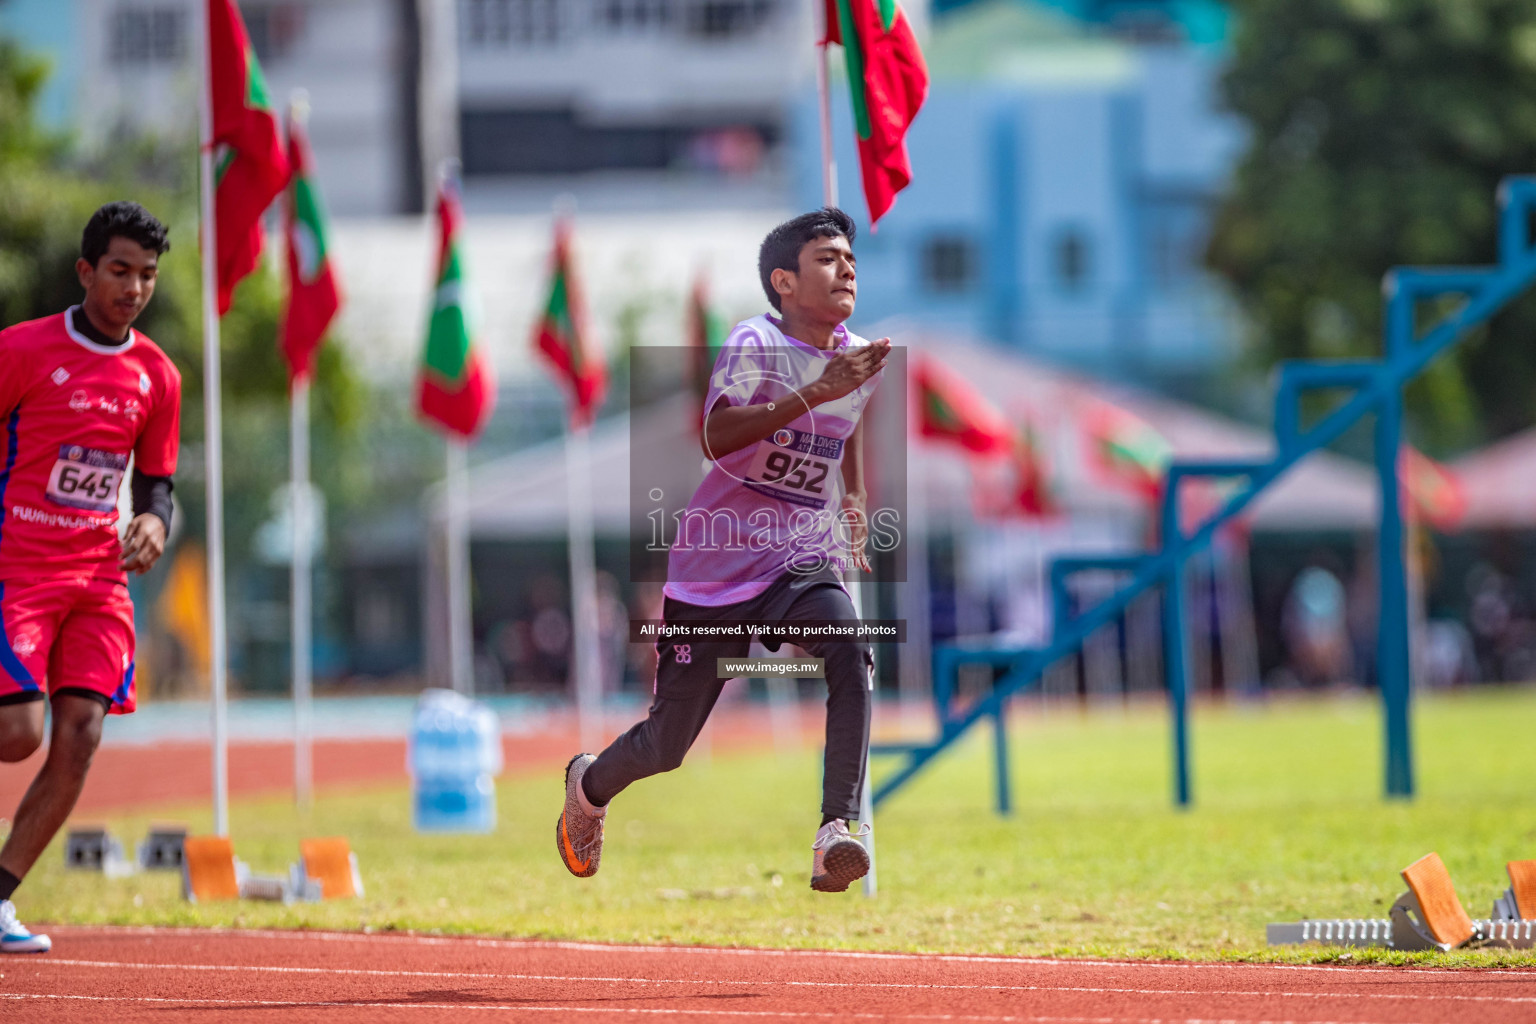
[
  {"xmin": 810, "ymin": 819, "xmax": 871, "ymax": 893},
  {"xmin": 556, "ymin": 753, "xmax": 606, "ymax": 878},
  {"xmin": 0, "ymin": 899, "xmax": 50, "ymax": 953}
]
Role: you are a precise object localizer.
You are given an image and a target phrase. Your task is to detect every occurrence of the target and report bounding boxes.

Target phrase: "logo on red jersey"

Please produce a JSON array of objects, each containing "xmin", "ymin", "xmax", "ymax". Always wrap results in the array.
[
  {"xmin": 51, "ymin": 367, "xmax": 70, "ymax": 386},
  {"xmin": 69, "ymin": 390, "xmax": 91, "ymax": 412},
  {"xmin": 138, "ymin": 372, "xmax": 150, "ymax": 395},
  {"xmin": 11, "ymin": 629, "xmax": 37, "ymax": 659}
]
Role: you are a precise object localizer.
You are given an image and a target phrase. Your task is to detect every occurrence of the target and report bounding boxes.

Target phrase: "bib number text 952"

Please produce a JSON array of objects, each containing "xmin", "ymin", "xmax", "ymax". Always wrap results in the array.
[{"xmin": 759, "ymin": 450, "xmax": 829, "ymax": 493}]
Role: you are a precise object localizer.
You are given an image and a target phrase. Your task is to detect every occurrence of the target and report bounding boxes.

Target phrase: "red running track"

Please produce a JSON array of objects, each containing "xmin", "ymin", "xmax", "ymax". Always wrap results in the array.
[{"xmin": 3, "ymin": 925, "xmax": 1535, "ymax": 1023}]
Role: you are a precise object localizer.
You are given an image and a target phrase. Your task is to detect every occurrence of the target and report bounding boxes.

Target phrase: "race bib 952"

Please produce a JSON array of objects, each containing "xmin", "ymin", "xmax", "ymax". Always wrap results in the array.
[{"xmin": 743, "ymin": 428, "xmax": 844, "ymax": 509}]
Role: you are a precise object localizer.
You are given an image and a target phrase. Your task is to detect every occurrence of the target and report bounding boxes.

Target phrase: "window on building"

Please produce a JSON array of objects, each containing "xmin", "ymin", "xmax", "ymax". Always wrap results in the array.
[
  {"xmin": 110, "ymin": 6, "xmax": 186, "ymax": 66},
  {"xmin": 1145, "ymin": 196, "xmax": 1211, "ymax": 294},
  {"xmin": 922, "ymin": 235, "xmax": 977, "ymax": 293},
  {"xmin": 597, "ymin": 0, "xmax": 676, "ymax": 32},
  {"xmin": 1053, "ymin": 227, "xmax": 1093, "ymax": 293},
  {"xmin": 686, "ymin": 0, "xmax": 777, "ymax": 40},
  {"xmin": 463, "ymin": 0, "xmax": 560, "ymax": 47},
  {"xmin": 239, "ymin": 3, "xmax": 304, "ymax": 65}
]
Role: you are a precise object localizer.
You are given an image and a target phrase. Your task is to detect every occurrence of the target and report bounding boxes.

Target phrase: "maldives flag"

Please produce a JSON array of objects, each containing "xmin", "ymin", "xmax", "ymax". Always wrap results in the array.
[
  {"xmin": 1082, "ymin": 400, "xmax": 1171, "ymax": 501},
  {"xmin": 1012, "ymin": 417, "xmax": 1057, "ymax": 517},
  {"xmin": 533, "ymin": 219, "xmax": 607, "ymax": 426},
  {"xmin": 824, "ymin": 0, "xmax": 929, "ymax": 226},
  {"xmin": 208, "ymin": 0, "xmax": 290, "ymax": 315},
  {"xmin": 912, "ymin": 357, "xmax": 1011, "ymax": 457},
  {"xmin": 1401, "ymin": 445, "xmax": 1466, "ymax": 532},
  {"xmin": 279, "ymin": 112, "xmax": 341, "ymax": 385},
  {"xmin": 687, "ymin": 270, "xmax": 727, "ymax": 407},
  {"xmin": 415, "ymin": 176, "xmax": 495, "ymax": 440}
]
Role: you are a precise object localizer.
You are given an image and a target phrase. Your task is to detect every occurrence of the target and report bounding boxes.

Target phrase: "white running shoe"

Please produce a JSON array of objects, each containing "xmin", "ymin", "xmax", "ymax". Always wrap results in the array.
[
  {"xmin": 0, "ymin": 900, "xmax": 51, "ymax": 953},
  {"xmin": 556, "ymin": 753, "xmax": 606, "ymax": 878},
  {"xmin": 811, "ymin": 819, "xmax": 871, "ymax": 893}
]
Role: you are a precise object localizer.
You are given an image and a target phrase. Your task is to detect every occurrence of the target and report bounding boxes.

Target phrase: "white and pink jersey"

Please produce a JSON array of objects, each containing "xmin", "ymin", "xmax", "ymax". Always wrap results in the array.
[
  {"xmin": 665, "ymin": 314, "xmax": 884, "ymax": 607},
  {"xmin": 0, "ymin": 309, "xmax": 182, "ymax": 582}
]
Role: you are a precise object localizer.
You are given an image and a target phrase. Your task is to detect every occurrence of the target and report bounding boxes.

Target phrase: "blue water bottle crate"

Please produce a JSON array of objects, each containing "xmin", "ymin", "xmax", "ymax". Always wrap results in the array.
[{"xmin": 409, "ymin": 689, "xmax": 502, "ymax": 833}]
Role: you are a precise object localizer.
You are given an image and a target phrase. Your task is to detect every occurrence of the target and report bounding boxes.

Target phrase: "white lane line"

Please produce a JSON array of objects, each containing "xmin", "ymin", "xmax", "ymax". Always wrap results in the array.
[
  {"xmin": 43, "ymin": 925, "xmax": 1536, "ymax": 980},
  {"xmin": 0, "ymin": 993, "xmax": 1438, "ymax": 1024},
  {"xmin": 27, "ymin": 957, "xmax": 1536, "ymax": 1006}
]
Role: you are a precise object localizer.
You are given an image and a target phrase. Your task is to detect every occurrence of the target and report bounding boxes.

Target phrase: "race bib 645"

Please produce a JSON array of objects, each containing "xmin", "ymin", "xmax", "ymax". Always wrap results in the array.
[{"xmin": 46, "ymin": 444, "xmax": 127, "ymax": 513}]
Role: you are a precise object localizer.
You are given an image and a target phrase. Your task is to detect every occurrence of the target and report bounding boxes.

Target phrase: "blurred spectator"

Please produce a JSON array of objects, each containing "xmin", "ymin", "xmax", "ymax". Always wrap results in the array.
[{"xmin": 1277, "ymin": 565, "xmax": 1351, "ymax": 688}]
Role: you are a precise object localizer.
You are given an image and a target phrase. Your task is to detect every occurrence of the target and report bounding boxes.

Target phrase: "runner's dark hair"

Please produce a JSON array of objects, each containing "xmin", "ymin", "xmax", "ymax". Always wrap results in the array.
[
  {"xmin": 81, "ymin": 201, "xmax": 171, "ymax": 266},
  {"xmin": 758, "ymin": 207, "xmax": 856, "ymax": 311}
]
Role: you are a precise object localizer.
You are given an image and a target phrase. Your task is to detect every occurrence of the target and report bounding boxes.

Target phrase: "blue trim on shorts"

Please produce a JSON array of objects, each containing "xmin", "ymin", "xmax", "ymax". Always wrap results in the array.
[
  {"xmin": 111, "ymin": 658, "xmax": 135, "ymax": 707},
  {"xmin": 0, "ymin": 581, "xmax": 39, "ymax": 690}
]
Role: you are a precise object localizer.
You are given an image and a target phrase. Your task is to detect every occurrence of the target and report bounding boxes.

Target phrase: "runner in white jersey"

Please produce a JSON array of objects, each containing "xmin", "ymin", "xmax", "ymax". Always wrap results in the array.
[{"xmin": 557, "ymin": 208, "xmax": 890, "ymax": 892}]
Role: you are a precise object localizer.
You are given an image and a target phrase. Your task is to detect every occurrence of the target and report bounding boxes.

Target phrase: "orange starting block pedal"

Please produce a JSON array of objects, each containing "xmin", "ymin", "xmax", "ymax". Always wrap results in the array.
[
  {"xmin": 181, "ymin": 836, "xmax": 241, "ymax": 903},
  {"xmin": 1394, "ymin": 852, "xmax": 1476, "ymax": 950},
  {"xmin": 1491, "ymin": 860, "xmax": 1536, "ymax": 921},
  {"xmin": 294, "ymin": 837, "xmax": 364, "ymax": 900}
]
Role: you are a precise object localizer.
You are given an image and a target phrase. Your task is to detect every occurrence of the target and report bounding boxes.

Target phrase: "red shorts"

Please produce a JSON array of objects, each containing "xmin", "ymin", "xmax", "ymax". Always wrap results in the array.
[{"xmin": 0, "ymin": 576, "xmax": 136, "ymax": 715}]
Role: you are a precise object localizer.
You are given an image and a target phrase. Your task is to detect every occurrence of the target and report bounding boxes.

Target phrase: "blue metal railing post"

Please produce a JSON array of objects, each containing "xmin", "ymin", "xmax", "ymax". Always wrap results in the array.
[
  {"xmin": 1159, "ymin": 482, "xmax": 1192, "ymax": 808},
  {"xmin": 992, "ymin": 700, "xmax": 1011, "ymax": 815},
  {"xmin": 1376, "ymin": 385, "xmax": 1414, "ymax": 798}
]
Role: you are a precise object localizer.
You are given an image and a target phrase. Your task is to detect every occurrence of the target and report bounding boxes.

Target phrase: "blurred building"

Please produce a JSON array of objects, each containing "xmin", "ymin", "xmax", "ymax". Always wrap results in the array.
[{"xmin": 798, "ymin": 0, "xmax": 1246, "ymax": 382}]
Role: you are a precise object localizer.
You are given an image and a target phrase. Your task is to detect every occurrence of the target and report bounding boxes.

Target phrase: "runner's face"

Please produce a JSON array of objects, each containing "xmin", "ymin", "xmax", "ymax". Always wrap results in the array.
[
  {"xmin": 789, "ymin": 234, "xmax": 856, "ymax": 322},
  {"xmin": 78, "ymin": 237, "xmax": 159, "ymax": 336}
]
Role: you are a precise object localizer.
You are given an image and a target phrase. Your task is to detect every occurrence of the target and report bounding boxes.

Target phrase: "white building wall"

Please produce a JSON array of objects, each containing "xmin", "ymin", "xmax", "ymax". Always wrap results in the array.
[{"xmin": 73, "ymin": 0, "xmax": 408, "ymax": 215}]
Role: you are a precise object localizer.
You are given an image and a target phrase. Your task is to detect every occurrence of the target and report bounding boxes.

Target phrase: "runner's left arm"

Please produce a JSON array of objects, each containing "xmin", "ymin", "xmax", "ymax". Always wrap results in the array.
[
  {"xmin": 121, "ymin": 365, "xmax": 182, "ymax": 575},
  {"xmin": 839, "ymin": 417, "xmax": 872, "ymax": 573}
]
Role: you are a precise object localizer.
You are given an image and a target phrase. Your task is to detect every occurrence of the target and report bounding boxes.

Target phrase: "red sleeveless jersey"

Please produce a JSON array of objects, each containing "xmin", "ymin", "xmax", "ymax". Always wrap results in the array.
[{"xmin": 0, "ymin": 309, "xmax": 182, "ymax": 581}]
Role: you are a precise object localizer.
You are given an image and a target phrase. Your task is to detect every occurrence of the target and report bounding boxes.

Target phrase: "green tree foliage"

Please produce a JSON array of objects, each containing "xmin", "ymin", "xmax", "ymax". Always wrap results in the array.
[{"xmin": 1207, "ymin": 0, "xmax": 1536, "ymax": 453}]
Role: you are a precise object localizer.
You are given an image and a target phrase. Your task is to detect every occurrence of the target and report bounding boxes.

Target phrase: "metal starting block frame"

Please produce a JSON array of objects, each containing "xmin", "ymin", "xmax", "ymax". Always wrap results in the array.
[
  {"xmin": 64, "ymin": 827, "xmax": 137, "ymax": 878},
  {"xmin": 1270, "ymin": 853, "xmax": 1536, "ymax": 950}
]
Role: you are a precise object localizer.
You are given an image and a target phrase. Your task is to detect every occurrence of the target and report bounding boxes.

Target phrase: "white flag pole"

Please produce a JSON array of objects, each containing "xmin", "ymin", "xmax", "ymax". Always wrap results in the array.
[
  {"xmin": 290, "ymin": 376, "xmax": 313, "ymax": 805},
  {"xmin": 816, "ymin": 28, "xmax": 839, "ymax": 210},
  {"xmin": 446, "ymin": 436, "xmax": 473, "ymax": 695},
  {"xmin": 818, "ymin": 3, "xmax": 876, "ymax": 897},
  {"xmin": 198, "ymin": 0, "xmax": 230, "ymax": 837},
  {"xmin": 567, "ymin": 420, "xmax": 602, "ymax": 752}
]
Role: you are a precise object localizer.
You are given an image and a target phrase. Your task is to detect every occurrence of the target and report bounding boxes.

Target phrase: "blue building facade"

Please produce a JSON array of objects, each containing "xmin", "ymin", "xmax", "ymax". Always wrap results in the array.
[{"xmin": 797, "ymin": 0, "xmax": 1245, "ymax": 381}]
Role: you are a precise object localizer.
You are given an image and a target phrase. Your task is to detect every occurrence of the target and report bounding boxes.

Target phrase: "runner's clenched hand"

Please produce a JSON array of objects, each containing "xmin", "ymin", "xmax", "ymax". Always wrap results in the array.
[
  {"xmin": 808, "ymin": 339, "xmax": 890, "ymax": 405},
  {"xmin": 840, "ymin": 493, "xmax": 873, "ymax": 573},
  {"xmin": 120, "ymin": 513, "xmax": 166, "ymax": 574}
]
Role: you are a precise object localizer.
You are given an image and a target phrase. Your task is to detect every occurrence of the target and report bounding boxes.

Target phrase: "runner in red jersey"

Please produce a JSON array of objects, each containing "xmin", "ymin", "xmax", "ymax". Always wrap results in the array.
[{"xmin": 0, "ymin": 202, "xmax": 180, "ymax": 954}]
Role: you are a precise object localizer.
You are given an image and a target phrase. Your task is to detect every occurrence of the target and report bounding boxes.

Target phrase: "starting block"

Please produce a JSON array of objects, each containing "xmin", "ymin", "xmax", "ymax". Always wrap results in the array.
[
  {"xmin": 1268, "ymin": 852, "xmax": 1536, "ymax": 950},
  {"xmin": 1492, "ymin": 859, "xmax": 1536, "ymax": 921},
  {"xmin": 64, "ymin": 827, "xmax": 136, "ymax": 878},
  {"xmin": 295, "ymin": 837, "xmax": 364, "ymax": 900},
  {"xmin": 137, "ymin": 825, "xmax": 187, "ymax": 871},
  {"xmin": 181, "ymin": 835, "xmax": 362, "ymax": 904},
  {"xmin": 181, "ymin": 836, "xmax": 242, "ymax": 902}
]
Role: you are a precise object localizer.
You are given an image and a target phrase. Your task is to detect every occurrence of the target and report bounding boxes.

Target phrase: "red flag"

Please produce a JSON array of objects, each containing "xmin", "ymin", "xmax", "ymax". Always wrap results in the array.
[
  {"xmin": 912, "ymin": 356, "xmax": 1011, "ymax": 457},
  {"xmin": 1401, "ymin": 445, "xmax": 1466, "ymax": 532},
  {"xmin": 415, "ymin": 177, "xmax": 496, "ymax": 440},
  {"xmin": 1082, "ymin": 399, "xmax": 1171, "ymax": 501},
  {"xmin": 824, "ymin": 0, "xmax": 929, "ymax": 226},
  {"xmin": 208, "ymin": 0, "xmax": 290, "ymax": 315},
  {"xmin": 1012, "ymin": 417, "xmax": 1056, "ymax": 517},
  {"xmin": 279, "ymin": 111, "xmax": 341, "ymax": 385},
  {"xmin": 533, "ymin": 219, "xmax": 607, "ymax": 426}
]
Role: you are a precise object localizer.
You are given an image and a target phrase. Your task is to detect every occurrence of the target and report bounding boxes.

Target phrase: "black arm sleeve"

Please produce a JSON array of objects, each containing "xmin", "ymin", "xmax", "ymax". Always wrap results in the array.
[{"xmin": 131, "ymin": 471, "xmax": 174, "ymax": 532}]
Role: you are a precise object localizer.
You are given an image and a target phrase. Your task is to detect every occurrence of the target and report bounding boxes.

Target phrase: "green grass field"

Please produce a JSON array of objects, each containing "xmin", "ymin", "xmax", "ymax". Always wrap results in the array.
[{"xmin": 14, "ymin": 687, "xmax": 1536, "ymax": 964}]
